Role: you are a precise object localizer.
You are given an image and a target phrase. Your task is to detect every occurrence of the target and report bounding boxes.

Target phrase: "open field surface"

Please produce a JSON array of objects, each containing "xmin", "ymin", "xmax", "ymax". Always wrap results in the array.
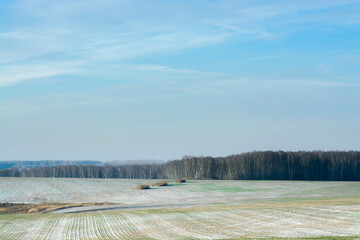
[{"xmin": 1, "ymin": 178, "xmax": 360, "ymax": 239}]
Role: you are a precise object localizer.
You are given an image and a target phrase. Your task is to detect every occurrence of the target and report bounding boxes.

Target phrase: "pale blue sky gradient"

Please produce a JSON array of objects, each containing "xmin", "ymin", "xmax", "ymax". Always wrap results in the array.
[{"xmin": 1, "ymin": 0, "xmax": 360, "ymax": 160}]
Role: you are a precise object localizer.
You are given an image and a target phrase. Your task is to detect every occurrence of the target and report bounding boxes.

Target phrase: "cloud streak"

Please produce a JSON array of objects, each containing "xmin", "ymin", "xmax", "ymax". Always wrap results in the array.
[
  {"xmin": 0, "ymin": 62, "xmax": 81, "ymax": 87},
  {"xmin": 1, "ymin": 0, "xmax": 360, "ymax": 89}
]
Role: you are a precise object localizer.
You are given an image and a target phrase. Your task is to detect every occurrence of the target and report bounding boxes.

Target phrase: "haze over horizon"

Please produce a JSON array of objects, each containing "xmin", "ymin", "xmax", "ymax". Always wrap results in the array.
[{"xmin": 1, "ymin": 0, "xmax": 360, "ymax": 161}]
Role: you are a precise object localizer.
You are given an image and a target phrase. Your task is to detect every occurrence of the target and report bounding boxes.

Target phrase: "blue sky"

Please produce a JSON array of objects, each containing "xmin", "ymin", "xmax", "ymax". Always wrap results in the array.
[{"xmin": 1, "ymin": 0, "xmax": 360, "ymax": 160}]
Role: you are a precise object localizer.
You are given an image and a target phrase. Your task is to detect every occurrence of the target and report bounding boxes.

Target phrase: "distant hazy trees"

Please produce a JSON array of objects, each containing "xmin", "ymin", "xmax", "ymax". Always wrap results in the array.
[
  {"xmin": 1, "ymin": 151, "xmax": 359, "ymax": 181},
  {"xmin": 0, "ymin": 160, "xmax": 102, "ymax": 170}
]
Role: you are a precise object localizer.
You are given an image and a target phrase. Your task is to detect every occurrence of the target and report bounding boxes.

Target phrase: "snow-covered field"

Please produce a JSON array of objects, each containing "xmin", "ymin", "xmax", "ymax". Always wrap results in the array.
[{"xmin": 1, "ymin": 178, "xmax": 360, "ymax": 239}]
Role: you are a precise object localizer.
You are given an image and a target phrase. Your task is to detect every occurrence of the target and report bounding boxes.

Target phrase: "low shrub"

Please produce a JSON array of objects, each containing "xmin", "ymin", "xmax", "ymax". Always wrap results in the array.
[
  {"xmin": 136, "ymin": 185, "xmax": 150, "ymax": 190},
  {"xmin": 153, "ymin": 181, "xmax": 168, "ymax": 186},
  {"xmin": 174, "ymin": 179, "xmax": 186, "ymax": 183}
]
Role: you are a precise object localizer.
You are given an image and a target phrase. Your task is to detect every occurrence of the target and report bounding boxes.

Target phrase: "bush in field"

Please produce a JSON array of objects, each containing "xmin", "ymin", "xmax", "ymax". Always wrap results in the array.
[
  {"xmin": 136, "ymin": 185, "xmax": 150, "ymax": 190},
  {"xmin": 174, "ymin": 179, "xmax": 186, "ymax": 183},
  {"xmin": 153, "ymin": 181, "xmax": 168, "ymax": 186}
]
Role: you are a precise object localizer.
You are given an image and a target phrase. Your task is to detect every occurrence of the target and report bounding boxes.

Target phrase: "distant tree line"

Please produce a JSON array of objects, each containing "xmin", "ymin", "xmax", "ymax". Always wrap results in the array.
[
  {"xmin": 0, "ymin": 160, "xmax": 165, "ymax": 170},
  {"xmin": 1, "ymin": 151, "xmax": 359, "ymax": 180},
  {"xmin": 0, "ymin": 160, "xmax": 102, "ymax": 170}
]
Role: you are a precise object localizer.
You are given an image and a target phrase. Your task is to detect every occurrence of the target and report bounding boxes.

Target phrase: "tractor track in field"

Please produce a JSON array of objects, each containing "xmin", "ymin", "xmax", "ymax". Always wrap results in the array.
[{"xmin": 48, "ymin": 203, "xmax": 200, "ymax": 214}]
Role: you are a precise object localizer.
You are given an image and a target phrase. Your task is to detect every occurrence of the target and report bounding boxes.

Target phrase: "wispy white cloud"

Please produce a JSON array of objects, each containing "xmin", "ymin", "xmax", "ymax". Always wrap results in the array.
[
  {"xmin": 0, "ymin": 27, "xmax": 230, "ymax": 87},
  {"xmin": 128, "ymin": 64, "xmax": 224, "ymax": 76},
  {"xmin": 264, "ymin": 79, "xmax": 360, "ymax": 88},
  {"xmin": 2, "ymin": 0, "xmax": 360, "ymax": 88},
  {"xmin": 201, "ymin": 0, "xmax": 360, "ymax": 38},
  {"xmin": 176, "ymin": 76, "xmax": 360, "ymax": 96},
  {"xmin": 0, "ymin": 93, "xmax": 123, "ymax": 117},
  {"xmin": 0, "ymin": 62, "xmax": 82, "ymax": 87},
  {"xmin": 0, "ymin": 30, "xmax": 73, "ymax": 64},
  {"xmin": 133, "ymin": 64, "xmax": 196, "ymax": 73},
  {"xmin": 79, "ymin": 32, "xmax": 230, "ymax": 62},
  {"xmin": 201, "ymin": 19, "xmax": 279, "ymax": 40}
]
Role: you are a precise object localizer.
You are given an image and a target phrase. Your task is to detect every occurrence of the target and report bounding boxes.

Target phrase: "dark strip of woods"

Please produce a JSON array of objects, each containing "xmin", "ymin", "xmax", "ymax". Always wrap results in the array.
[{"xmin": 1, "ymin": 151, "xmax": 359, "ymax": 180}]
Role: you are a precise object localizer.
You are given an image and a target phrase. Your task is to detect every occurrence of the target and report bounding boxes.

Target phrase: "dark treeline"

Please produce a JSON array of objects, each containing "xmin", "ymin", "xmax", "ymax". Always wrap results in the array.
[{"xmin": 1, "ymin": 151, "xmax": 359, "ymax": 180}]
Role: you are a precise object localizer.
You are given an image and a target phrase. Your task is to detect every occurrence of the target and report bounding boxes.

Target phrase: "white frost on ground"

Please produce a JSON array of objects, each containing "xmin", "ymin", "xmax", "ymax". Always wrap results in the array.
[
  {"xmin": 1, "ymin": 178, "xmax": 359, "ymax": 205},
  {"xmin": 1, "ymin": 178, "xmax": 360, "ymax": 239},
  {"xmin": 1, "ymin": 203, "xmax": 360, "ymax": 239}
]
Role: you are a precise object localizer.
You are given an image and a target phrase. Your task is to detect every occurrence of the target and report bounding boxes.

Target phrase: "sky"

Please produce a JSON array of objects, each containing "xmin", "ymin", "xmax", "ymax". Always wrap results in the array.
[{"xmin": 1, "ymin": 0, "xmax": 360, "ymax": 161}]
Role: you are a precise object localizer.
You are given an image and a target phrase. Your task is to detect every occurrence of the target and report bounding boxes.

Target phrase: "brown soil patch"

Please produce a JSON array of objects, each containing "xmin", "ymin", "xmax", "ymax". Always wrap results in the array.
[{"xmin": 0, "ymin": 202, "xmax": 111, "ymax": 214}]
